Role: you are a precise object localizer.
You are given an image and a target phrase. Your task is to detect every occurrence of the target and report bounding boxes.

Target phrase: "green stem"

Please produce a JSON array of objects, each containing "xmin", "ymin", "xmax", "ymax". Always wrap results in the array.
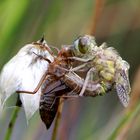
[
  {"xmin": 4, "ymin": 107, "xmax": 20, "ymax": 140},
  {"xmin": 51, "ymin": 98, "xmax": 64, "ymax": 140},
  {"xmin": 108, "ymin": 102, "xmax": 140, "ymax": 140}
]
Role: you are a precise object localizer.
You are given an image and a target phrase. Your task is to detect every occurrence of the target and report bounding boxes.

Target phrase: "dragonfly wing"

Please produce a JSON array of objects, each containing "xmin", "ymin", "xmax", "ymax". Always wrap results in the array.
[
  {"xmin": 115, "ymin": 61, "xmax": 131, "ymax": 107},
  {"xmin": 116, "ymin": 82, "xmax": 130, "ymax": 107}
]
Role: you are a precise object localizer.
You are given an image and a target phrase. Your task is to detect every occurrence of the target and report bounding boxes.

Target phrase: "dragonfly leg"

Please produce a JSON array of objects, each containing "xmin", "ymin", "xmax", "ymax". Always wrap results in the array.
[
  {"xmin": 79, "ymin": 67, "xmax": 96, "ymax": 96},
  {"xmin": 16, "ymin": 71, "xmax": 49, "ymax": 94},
  {"xmin": 33, "ymin": 52, "xmax": 52, "ymax": 63},
  {"xmin": 69, "ymin": 63, "xmax": 87, "ymax": 72},
  {"xmin": 68, "ymin": 57, "xmax": 93, "ymax": 62}
]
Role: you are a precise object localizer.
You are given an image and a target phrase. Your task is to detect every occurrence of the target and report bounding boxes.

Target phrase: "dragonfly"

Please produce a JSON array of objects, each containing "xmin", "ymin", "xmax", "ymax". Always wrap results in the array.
[{"xmin": 67, "ymin": 35, "xmax": 131, "ymax": 107}]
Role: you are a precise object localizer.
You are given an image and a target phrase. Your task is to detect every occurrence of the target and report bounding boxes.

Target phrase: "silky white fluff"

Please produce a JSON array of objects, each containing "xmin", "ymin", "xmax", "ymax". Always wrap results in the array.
[{"xmin": 0, "ymin": 43, "xmax": 54, "ymax": 120}]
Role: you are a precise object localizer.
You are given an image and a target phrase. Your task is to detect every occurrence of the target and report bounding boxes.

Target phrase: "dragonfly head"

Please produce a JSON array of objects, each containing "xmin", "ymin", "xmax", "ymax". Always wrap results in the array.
[{"xmin": 73, "ymin": 35, "xmax": 97, "ymax": 57}]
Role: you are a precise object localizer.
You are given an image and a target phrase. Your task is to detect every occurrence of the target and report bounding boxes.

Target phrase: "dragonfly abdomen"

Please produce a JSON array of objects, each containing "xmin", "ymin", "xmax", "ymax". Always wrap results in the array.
[{"xmin": 40, "ymin": 91, "xmax": 59, "ymax": 129}]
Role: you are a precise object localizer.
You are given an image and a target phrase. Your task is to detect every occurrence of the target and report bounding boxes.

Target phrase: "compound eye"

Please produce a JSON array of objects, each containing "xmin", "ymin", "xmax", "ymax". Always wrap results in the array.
[{"xmin": 78, "ymin": 38, "xmax": 88, "ymax": 54}]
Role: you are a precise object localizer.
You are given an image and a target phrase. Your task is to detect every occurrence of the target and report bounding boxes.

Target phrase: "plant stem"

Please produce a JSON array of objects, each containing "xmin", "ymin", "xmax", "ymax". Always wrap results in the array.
[
  {"xmin": 108, "ymin": 102, "xmax": 140, "ymax": 140},
  {"xmin": 4, "ymin": 107, "xmax": 20, "ymax": 140},
  {"xmin": 51, "ymin": 98, "xmax": 64, "ymax": 140},
  {"xmin": 89, "ymin": 0, "xmax": 105, "ymax": 35}
]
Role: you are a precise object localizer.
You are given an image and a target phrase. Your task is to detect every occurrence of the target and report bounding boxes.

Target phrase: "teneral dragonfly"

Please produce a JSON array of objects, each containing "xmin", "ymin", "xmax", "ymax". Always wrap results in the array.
[{"xmin": 68, "ymin": 35, "xmax": 131, "ymax": 107}]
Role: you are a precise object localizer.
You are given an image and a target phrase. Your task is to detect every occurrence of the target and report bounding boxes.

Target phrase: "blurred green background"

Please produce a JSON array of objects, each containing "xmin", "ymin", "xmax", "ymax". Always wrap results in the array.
[{"xmin": 0, "ymin": 0, "xmax": 140, "ymax": 140}]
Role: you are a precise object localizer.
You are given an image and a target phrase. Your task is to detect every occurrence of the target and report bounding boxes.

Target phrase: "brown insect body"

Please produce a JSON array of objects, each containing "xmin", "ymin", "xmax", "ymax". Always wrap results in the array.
[
  {"xmin": 40, "ymin": 76, "xmax": 71, "ymax": 129},
  {"xmin": 48, "ymin": 47, "xmax": 73, "ymax": 77},
  {"xmin": 39, "ymin": 46, "xmax": 74, "ymax": 129}
]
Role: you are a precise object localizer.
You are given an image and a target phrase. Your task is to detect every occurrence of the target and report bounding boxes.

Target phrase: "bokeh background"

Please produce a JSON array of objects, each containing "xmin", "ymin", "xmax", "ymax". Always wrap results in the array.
[{"xmin": 0, "ymin": 0, "xmax": 140, "ymax": 140}]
